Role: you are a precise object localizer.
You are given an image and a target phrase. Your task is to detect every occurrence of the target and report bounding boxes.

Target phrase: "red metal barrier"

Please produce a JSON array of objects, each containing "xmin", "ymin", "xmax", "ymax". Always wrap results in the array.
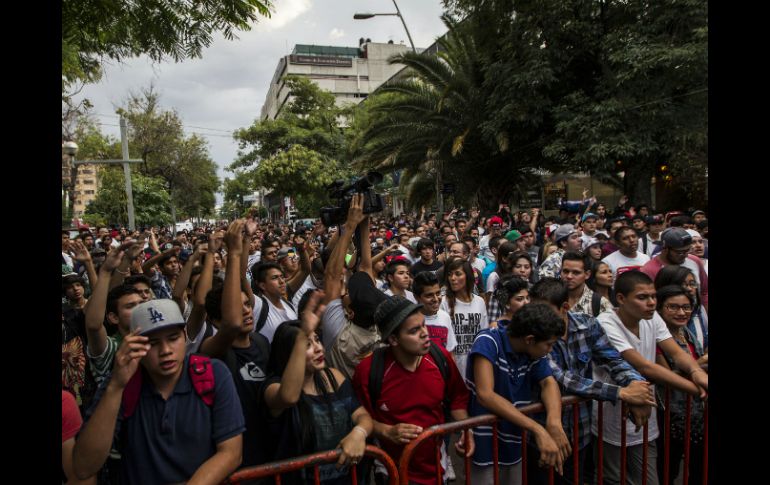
[
  {"xmin": 396, "ymin": 388, "xmax": 707, "ymax": 485},
  {"xmin": 223, "ymin": 445, "xmax": 399, "ymax": 485},
  {"xmin": 397, "ymin": 396, "xmax": 585, "ymax": 485}
]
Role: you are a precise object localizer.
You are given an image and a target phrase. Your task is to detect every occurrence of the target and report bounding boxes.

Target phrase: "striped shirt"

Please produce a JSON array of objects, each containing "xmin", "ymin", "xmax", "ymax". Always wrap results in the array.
[
  {"xmin": 466, "ymin": 328, "xmax": 552, "ymax": 466},
  {"xmin": 86, "ymin": 335, "xmax": 121, "ymax": 386}
]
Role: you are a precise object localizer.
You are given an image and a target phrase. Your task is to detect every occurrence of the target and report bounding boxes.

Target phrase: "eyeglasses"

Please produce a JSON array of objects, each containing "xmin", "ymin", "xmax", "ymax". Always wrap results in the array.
[{"xmin": 664, "ymin": 304, "xmax": 693, "ymax": 313}]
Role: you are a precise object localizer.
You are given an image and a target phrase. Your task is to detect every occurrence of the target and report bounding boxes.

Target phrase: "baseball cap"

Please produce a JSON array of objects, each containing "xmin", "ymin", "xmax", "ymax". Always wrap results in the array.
[
  {"xmin": 661, "ymin": 227, "xmax": 692, "ymax": 249},
  {"xmin": 488, "ymin": 216, "xmax": 504, "ymax": 227},
  {"xmin": 645, "ymin": 215, "xmax": 664, "ymax": 225},
  {"xmin": 554, "ymin": 224, "xmax": 576, "ymax": 243},
  {"xmin": 582, "ymin": 237, "xmax": 602, "ymax": 252},
  {"xmin": 373, "ymin": 296, "xmax": 423, "ymax": 340},
  {"xmin": 692, "ymin": 210, "xmax": 705, "ymax": 217},
  {"xmin": 685, "ymin": 229, "xmax": 701, "ymax": 240},
  {"xmin": 581, "ymin": 212, "xmax": 598, "ymax": 222},
  {"xmin": 546, "ymin": 223, "xmax": 560, "ymax": 238},
  {"xmin": 408, "ymin": 237, "xmax": 421, "ymax": 250},
  {"xmin": 594, "ymin": 230, "xmax": 609, "ymax": 240},
  {"xmin": 277, "ymin": 247, "xmax": 296, "ymax": 261},
  {"xmin": 130, "ymin": 299, "xmax": 186, "ymax": 336},
  {"xmin": 504, "ymin": 230, "xmax": 522, "ymax": 243}
]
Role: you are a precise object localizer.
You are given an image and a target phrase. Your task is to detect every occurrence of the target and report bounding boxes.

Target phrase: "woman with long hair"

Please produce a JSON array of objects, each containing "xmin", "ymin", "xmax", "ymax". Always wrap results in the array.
[
  {"xmin": 586, "ymin": 260, "xmax": 615, "ymax": 307},
  {"xmin": 440, "ymin": 256, "xmax": 488, "ymax": 377},
  {"xmin": 653, "ymin": 285, "xmax": 707, "ymax": 485},
  {"xmin": 654, "ymin": 265, "xmax": 708, "ymax": 350},
  {"xmin": 262, "ymin": 291, "xmax": 373, "ymax": 485},
  {"xmin": 538, "ymin": 240, "xmax": 558, "ymax": 266}
]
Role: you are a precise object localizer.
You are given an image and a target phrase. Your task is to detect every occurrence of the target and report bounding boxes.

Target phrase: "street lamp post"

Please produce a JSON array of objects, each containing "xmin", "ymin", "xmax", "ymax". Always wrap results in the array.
[
  {"xmin": 62, "ymin": 141, "xmax": 79, "ymax": 226},
  {"xmin": 354, "ymin": 0, "xmax": 416, "ymax": 53},
  {"xmin": 355, "ymin": 1, "xmax": 418, "ymax": 216}
]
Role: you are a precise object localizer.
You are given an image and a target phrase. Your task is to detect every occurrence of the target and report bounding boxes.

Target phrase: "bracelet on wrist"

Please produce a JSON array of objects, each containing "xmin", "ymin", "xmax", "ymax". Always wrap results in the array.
[{"xmin": 353, "ymin": 425, "xmax": 368, "ymax": 438}]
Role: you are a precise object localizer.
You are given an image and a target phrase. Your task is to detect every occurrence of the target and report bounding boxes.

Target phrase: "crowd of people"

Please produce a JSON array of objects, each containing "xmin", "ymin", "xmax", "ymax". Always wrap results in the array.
[{"xmin": 61, "ymin": 193, "xmax": 709, "ymax": 485}]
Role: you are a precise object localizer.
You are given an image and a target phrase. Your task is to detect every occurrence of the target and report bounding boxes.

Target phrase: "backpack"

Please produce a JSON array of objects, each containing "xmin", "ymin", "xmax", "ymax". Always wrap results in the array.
[
  {"xmin": 641, "ymin": 235, "xmax": 648, "ymax": 256},
  {"xmin": 591, "ymin": 290, "xmax": 602, "ymax": 317},
  {"xmin": 368, "ymin": 342, "xmax": 451, "ymax": 413},
  {"xmin": 121, "ymin": 354, "xmax": 215, "ymax": 418}
]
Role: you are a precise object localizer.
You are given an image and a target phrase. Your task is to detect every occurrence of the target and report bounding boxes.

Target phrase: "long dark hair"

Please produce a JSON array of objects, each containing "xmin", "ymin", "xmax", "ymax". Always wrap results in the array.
[
  {"xmin": 494, "ymin": 242, "xmax": 518, "ymax": 278},
  {"xmin": 443, "ymin": 256, "xmax": 475, "ymax": 321},
  {"xmin": 653, "ymin": 265, "xmax": 701, "ymax": 308},
  {"xmin": 267, "ymin": 320, "xmax": 339, "ymax": 454}
]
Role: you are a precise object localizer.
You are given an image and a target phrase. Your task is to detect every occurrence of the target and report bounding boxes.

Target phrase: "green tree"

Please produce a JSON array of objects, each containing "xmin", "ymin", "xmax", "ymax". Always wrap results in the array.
[
  {"xmin": 62, "ymin": 0, "xmax": 272, "ymax": 93},
  {"xmin": 117, "ymin": 86, "xmax": 220, "ymax": 221},
  {"xmin": 351, "ymin": 16, "xmax": 543, "ymax": 212},
  {"xmin": 84, "ymin": 168, "xmax": 172, "ymax": 227},
  {"xmin": 233, "ymin": 76, "xmax": 350, "ymax": 216},
  {"xmin": 444, "ymin": 0, "xmax": 707, "ymax": 207}
]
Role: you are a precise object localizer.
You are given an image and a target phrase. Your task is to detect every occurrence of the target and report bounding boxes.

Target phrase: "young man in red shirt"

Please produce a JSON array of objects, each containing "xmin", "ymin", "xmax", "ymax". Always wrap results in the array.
[{"xmin": 352, "ymin": 296, "xmax": 474, "ymax": 484}]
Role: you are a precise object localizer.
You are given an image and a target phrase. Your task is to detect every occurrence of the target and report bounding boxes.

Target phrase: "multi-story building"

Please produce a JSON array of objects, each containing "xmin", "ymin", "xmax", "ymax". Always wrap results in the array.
[
  {"xmin": 70, "ymin": 164, "xmax": 100, "ymax": 219},
  {"xmin": 260, "ymin": 41, "xmax": 413, "ymax": 121}
]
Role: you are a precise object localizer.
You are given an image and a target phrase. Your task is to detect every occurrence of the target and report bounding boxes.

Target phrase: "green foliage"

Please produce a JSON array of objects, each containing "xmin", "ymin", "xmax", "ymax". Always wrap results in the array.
[
  {"xmin": 62, "ymin": 0, "xmax": 272, "ymax": 91},
  {"xmin": 85, "ymin": 168, "xmax": 173, "ymax": 226},
  {"xmin": 117, "ymin": 86, "xmax": 220, "ymax": 219},
  {"xmin": 442, "ymin": 0, "xmax": 707, "ymax": 206},
  {"xmin": 233, "ymin": 76, "xmax": 351, "ymax": 216}
]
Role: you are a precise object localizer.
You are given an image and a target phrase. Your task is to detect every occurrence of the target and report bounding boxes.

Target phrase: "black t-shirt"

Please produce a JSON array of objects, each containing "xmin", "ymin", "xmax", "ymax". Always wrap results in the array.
[
  {"xmin": 226, "ymin": 335, "xmax": 270, "ymax": 467},
  {"xmin": 260, "ymin": 375, "xmax": 360, "ymax": 485},
  {"xmin": 410, "ymin": 259, "xmax": 443, "ymax": 277}
]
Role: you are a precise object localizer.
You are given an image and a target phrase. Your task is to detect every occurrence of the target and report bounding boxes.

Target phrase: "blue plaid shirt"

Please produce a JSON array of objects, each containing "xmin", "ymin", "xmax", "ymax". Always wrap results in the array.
[
  {"xmin": 534, "ymin": 312, "xmax": 644, "ymax": 450},
  {"xmin": 150, "ymin": 270, "xmax": 173, "ymax": 300}
]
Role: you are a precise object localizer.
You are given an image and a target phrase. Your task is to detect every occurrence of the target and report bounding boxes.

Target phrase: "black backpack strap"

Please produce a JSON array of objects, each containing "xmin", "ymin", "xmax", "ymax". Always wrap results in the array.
[
  {"xmin": 427, "ymin": 342, "xmax": 452, "ymax": 412},
  {"xmin": 368, "ymin": 347, "xmax": 387, "ymax": 409},
  {"xmin": 642, "ymin": 235, "xmax": 648, "ymax": 255},
  {"xmin": 255, "ymin": 294, "xmax": 270, "ymax": 333},
  {"xmin": 591, "ymin": 290, "xmax": 602, "ymax": 317}
]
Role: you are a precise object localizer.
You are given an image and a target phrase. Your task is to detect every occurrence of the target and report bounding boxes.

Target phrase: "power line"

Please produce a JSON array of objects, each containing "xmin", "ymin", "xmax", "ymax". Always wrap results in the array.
[{"xmin": 92, "ymin": 112, "xmax": 235, "ymax": 135}]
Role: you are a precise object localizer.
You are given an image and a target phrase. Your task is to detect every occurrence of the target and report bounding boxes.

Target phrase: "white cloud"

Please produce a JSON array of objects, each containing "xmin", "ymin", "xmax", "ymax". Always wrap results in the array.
[
  {"xmin": 255, "ymin": 0, "xmax": 312, "ymax": 31},
  {"xmin": 329, "ymin": 28, "xmax": 345, "ymax": 40}
]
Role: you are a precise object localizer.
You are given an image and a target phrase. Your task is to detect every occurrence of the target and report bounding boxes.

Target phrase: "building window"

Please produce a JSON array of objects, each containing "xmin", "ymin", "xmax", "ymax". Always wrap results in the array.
[
  {"xmin": 84, "ymin": 179, "xmax": 95, "ymax": 185},
  {"xmin": 84, "ymin": 190, "xmax": 95, "ymax": 195},
  {"xmin": 81, "ymin": 169, "xmax": 93, "ymax": 175}
]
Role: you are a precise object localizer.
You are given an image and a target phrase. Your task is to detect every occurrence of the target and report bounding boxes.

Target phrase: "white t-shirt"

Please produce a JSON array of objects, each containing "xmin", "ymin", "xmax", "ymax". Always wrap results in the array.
[
  {"xmin": 471, "ymin": 257, "xmax": 486, "ymax": 274},
  {"xmin": 592, "ymin": 310, "xmax": 672, "ymax": 446},
  {"xmin": 320, "ymin": 298, "xmax": 348, "ymax": 350},
  {"xmin": 252, "ymin": 294, "xmax": 298, "ymax": 343},
  {"xmin": 485, "ymin": 271, "xmax": 500, "ymax": 294},
  {"xmin": 425, "ymin": 310, "xmax": 457, "ymax": 352},
  {"xmin": 291, "ymin": 275, "xmax": 317, "ymax": 309},
  {"xmin": 602, "ymin": 251, "xmax": 650, "ymax": 279},
  {"xmin": 440, "ymin": 294, "xmax": 489, "ymax": 377},
  {"xmin": 384, "ymin": 288, "xmax": 417, "ymax": 303}
]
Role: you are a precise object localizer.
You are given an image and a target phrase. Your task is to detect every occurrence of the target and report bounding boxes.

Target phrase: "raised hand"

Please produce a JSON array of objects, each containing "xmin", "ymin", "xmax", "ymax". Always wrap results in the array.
[
  {"xmin": 208, "ymin": 231, "xmax": 224, "ymax": 253},
  {"xmin": 103, "ymin": 242, "xmax": 136, "ymax": 272},
  {"xmin": 224, "ymin": 220, "xmax": 245, "ymax": 255},
  {"xmin": 71, "ymin": 240, "xmax": 92, "ymax": 263},
  {"xmin": 109, "ymin": 330, "xmax": 150, "ymax": 389},
  {"xmin": 345, "ymin": 194, "xmax": 366, "ymax": 228},
  {"xmin": 300, "ymin": 290, "xmax": 326, "ymax": 336}
]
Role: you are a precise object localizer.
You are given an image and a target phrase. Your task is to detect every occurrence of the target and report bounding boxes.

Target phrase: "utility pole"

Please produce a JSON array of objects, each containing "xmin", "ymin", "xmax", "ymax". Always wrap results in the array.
[{"xmin": 76, "ymin": 116, "xmax": 143, "ymax": 231}]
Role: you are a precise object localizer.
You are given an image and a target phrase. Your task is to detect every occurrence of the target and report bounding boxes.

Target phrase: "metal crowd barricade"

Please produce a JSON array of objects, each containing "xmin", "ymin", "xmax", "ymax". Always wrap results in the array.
[
  {"xmin": 396, "ymin": 389, "xmax": 708, "ymax": 485},
  {"xmin": 223, "ymin": 444, "xmax": 399, "ymax": 485}
]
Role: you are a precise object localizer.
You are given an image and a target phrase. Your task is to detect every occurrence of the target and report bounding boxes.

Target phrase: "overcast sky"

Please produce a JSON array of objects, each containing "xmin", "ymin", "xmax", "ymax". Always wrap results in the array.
[{"xmin": 72, "ymin": 0, "xmax": 448, "ymax": 204}]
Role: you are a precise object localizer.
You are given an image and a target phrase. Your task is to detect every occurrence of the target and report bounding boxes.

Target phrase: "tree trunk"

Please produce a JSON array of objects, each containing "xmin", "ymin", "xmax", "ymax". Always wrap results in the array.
[{"xmin": 624, "ymin": 159, "xmax": 655, "ymax": 208}]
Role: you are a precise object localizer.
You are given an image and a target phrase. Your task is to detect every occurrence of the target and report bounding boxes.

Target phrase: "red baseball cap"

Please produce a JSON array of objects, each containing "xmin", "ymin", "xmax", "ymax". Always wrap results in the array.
[{"xmin": 488, "ymin": 216, "xmax": 503, "ymax": 226}]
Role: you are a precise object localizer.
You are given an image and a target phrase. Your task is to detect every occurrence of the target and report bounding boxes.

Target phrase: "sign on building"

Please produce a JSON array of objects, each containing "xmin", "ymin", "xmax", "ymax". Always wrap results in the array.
[{"xmin": 289, "ymin": 55, "xmax": 353, "ymax": 67}]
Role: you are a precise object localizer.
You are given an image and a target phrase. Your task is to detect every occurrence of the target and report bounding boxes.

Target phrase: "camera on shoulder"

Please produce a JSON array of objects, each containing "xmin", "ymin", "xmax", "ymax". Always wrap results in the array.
[{"xmin": 319, "ymin": 171, "xmax": 385, "ymax": 226}]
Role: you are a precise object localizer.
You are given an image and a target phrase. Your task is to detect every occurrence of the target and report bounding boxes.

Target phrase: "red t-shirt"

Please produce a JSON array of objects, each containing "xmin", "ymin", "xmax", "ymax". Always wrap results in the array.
[
  {"xmin": 62, "ymin": 390, "xmax": 82, "ymax": 443},
  {"xmin": 352, "ymin": 346, "xmax": 469, "ymax": 485}
]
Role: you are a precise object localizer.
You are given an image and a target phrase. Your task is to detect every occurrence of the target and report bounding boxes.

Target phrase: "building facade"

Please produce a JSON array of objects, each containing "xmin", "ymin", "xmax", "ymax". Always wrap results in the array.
[{"xmin": 260, "ymin": 41, "xmax": 413, "ymax": 121}]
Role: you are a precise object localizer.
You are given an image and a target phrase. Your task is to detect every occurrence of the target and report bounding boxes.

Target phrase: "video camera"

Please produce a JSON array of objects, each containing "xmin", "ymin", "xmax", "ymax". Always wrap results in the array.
[{"xmin": 319, "ymin": 171, "xmax": 385, "ymax": 227}]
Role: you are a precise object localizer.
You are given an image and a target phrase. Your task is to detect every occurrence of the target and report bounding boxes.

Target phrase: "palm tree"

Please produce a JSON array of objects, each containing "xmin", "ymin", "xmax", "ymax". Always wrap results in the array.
[{"xmin": 352, "ymin": 15, "xmax": 538, "ymax": 212}]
